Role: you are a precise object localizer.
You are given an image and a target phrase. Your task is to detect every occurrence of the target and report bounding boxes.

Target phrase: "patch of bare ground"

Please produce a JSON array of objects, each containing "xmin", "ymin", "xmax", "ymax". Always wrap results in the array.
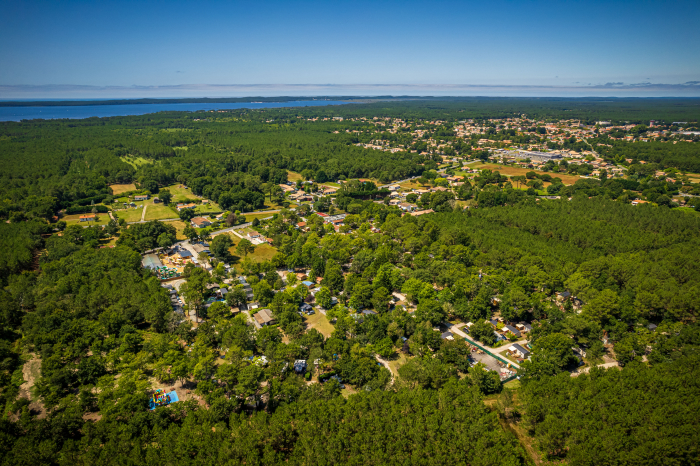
[
  {"xmin": 157, "ymin": 378, "xmax": 206, "ymax": 407},
  {"xmin": 18, "ymin": 353, "xmax": 46, "ymax": 419}
]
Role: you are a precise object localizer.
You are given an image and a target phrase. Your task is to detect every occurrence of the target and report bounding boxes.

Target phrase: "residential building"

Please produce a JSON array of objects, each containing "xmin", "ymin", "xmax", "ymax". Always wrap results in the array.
[
  {"xmin": 176, "ymin": 203, "xmax": 197, "ymax": 212},
  {"xmin": 191, "ymin": 217, "xmax": 211, "ymax": 228},
  {"xmin": 509, "ymin": 344, "xmax": 530, "ymax": 359},
  {"xmin": 253, "ymin": 309, "xmax": 276, "ymax": 326}
]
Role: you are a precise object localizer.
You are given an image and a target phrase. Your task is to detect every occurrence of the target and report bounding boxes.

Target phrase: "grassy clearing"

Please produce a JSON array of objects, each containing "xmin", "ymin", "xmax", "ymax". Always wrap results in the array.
[
  {"xmin": 455, "ymin": 199, "xmax": 476, "ymax": 209},
  {"xmin": 227, "ymin": 233, "xmax": 278, "ymax": 265},
  {"xmin": 472, "ymin": 163, "xmax": 582, "ymax": 185},
  {"xmin": 109, "ymin": 183, "xmax": 137, "ymax": 195},
  {"xmin": 399, "ymin": 180, "xmax": 425, "ymax": 190},
  {"xmin": 144, "ymin": 203, "xmax": 178, "ymax": 220},
  {"xmin": 287, "ymin": 171, "xmax": 304, "ymax": 182},
  {"xmin": 503, "ymin": 378, "xmax": 521, "ymax": 390},
  {"xmin": 340, "ymin": 386, "xmax": 358, "ymax": 398},
  {"xmin": 242, "ymin": 212, "xmax": 278, "ymax": 222},
  {"xmin": 122, "ymin": 156, "xmax": 152, "ymax": 168},
  {"xmin": 163, "ymin": 184, "xmax": 196, "ymax": 203},
  {"xmin": 165, "ymin": 220, "xmax": 188, "ymax": 240},
  {"xmin": 194, "ymin": 203, "xmax": 222, "ymax": 214},
  {"xmin": 62, "ymin": 213, "xmax": 110, "ymax": 227},
  {"xmin": 303, "ymin": 313, "xmax": 335, "ymax": 338},
  {"xmin": 114, "ymin": 206, "xmax": 145, "ymax": 223},
  {"xmin": 386, "ymin": 352, "xmax": 409, "ymax": 375}
]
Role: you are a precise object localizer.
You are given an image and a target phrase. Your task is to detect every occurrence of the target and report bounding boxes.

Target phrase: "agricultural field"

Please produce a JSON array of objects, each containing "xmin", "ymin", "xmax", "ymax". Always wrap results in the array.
[{"xmin": 109, "ymin": 183, "xmax": 136, "ymax": 195}]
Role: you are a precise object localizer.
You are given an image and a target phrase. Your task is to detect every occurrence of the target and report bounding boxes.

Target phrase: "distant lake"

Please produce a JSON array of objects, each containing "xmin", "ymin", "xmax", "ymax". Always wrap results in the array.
[{"xmin": 0, "ymin": 100, "xmax": 353, "ymax": 122}]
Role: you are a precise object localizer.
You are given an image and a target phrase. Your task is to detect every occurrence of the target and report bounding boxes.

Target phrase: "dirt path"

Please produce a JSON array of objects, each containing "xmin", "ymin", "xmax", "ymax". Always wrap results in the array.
[
  {"xmin": 374, "ymin": 354, "xmax": 396, "ymax": 386},
  {"xmin": 141, "ymin": 204, "xmax": 148, "ymax": 222},
  {"xmin": 571, "ymin": 361, "xmax": 620, "ymax": 377},
  {"xmin": 18, "ymin": 354, "xmax": 46, "ymax": 418}
]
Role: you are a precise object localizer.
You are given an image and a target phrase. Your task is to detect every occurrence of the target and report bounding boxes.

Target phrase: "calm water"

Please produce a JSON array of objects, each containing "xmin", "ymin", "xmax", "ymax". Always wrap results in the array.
[{"xmin": 0, "ymin": 100, "xmax": 353, "ymax": 122}]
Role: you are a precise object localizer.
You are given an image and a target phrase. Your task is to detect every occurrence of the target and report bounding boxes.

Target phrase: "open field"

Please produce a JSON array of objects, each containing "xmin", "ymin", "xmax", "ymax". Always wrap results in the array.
[
  {"xmin": 303, "ymin": 312, "xmax": 335, "ymax": 338},
  {"xmin": 464, "ymin": 162, "xmax": 582, "ymax": 185},
  {"xmin": 227, "ymin": 233, "xmax": 278, "ymax": 264},
  {"xmin": 242, "ymin": 212, "xmax": 278, "ymax": 222},
  {"xmin": 398, "ymin": 180, "xmax": 426, "ymax": 190},
  {"xmin": 62, "ymin": 213, "xmax": 110, "ymax": 227},
  {"xmin": 114, "ymin": 206, "xmax": 144, "ymax": 223},
  {"xmin": 287, "ymin": 171, "xmax": 304, "ymax": 182},
  {"xmin": 165, "ymin": 220, "xmax": 189, "ymax": 240},
  {"xmin": 194, "ymin": 203, "xmax": 222, "ymax": 214},
  {"xmin": 109, "ymin": 183, "xmax": 136, "ymax": 195},
  {"xmin": 144, "ymin": 203, "xmax": 178, "ymax": 220},
  {"xmin": 163, "ymin": 184, "xmax": 196, "ymax": 203}
]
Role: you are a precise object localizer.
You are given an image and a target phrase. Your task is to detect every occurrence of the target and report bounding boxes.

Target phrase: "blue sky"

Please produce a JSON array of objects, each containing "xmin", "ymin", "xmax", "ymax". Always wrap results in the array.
[{"xmin": 1, "ymin": 0, "xmax": 699, "ymax": 97}]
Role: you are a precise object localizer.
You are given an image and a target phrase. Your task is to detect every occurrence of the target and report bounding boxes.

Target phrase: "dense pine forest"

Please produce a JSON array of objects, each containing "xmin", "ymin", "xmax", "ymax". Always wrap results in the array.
[{"xmin": 0, "ymin": 100, "xmax": 699, "ymax": 465}]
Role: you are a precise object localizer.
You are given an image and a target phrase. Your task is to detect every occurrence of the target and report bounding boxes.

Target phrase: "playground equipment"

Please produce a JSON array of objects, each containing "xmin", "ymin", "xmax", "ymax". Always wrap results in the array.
[{"xmin": 149, "ymin": 389, "xmax": 180, "ymax": 410}]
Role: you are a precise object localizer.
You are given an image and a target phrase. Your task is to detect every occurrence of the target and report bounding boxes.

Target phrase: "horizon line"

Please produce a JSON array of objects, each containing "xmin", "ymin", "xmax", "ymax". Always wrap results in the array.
[{"xmin": 2, "ymin": 82, "xmax": 700, "ymax": 99}]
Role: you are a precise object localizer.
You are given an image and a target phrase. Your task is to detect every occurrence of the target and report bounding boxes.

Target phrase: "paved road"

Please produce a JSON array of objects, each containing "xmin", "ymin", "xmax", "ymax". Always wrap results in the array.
[{"xmin": 445, "ymin": 323, "xmax": 522, "ymax": 369}]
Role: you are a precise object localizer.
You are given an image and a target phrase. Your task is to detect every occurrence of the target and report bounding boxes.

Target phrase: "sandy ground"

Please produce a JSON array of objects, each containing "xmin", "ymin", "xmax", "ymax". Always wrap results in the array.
[{"xmin": 18, "ymin": 354, "xmax": 46, "ymax": 418}]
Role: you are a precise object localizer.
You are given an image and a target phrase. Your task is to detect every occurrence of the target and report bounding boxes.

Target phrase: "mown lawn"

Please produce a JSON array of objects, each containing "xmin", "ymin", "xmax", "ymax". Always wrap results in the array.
[
  {"xmin": 303, "ymin": 312, "xmax": 335, "ymax": 338},
  {"xmin": 114, "ymin": 206, "xmax": 144, "ymax": 223},
  {"xmin": 194, "ymin": 203, "xmax": 223, "ymax": 214},
  {"xmin": 144, "ymin": 203, "xmax": 178, "ymax": 220},
  {"xmin": 62, "ymin": 213, "xmax": 110, "ymax": 227},
  {"xmin": 241, "ymin": 212, "xmax": 278, "ymax": 222},
  {"xmin": 227, "ymin": 233, "xmax": 278, "ymax": 265}
]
